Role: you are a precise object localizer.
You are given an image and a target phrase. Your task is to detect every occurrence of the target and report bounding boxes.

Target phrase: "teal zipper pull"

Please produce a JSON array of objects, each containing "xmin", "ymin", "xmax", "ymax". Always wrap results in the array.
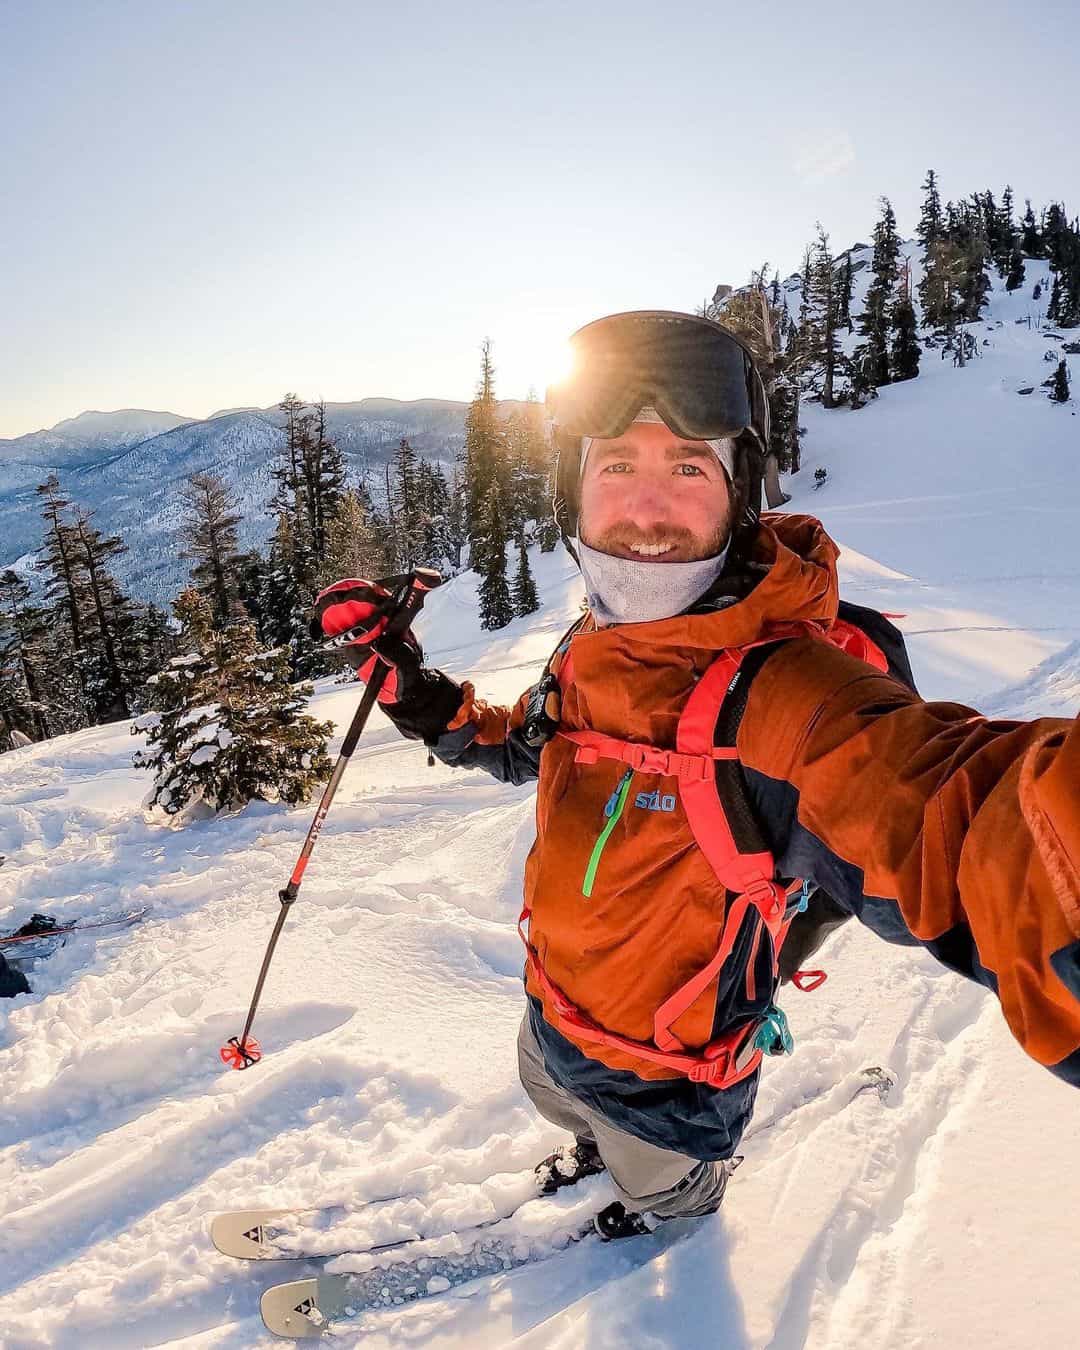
[{"xmin": 583, "ymin": 770, "xmax": 633, "ymax": 898}]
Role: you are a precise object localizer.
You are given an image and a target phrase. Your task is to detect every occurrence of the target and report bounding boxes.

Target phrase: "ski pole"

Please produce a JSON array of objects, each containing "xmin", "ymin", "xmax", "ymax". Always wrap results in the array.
[{"xmin": 221, "ymin": 567, "xmax": 443, "ymax": 1070}]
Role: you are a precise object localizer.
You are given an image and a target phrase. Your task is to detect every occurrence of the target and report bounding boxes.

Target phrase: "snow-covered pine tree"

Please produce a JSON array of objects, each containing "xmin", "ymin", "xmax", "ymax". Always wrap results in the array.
[
  {"xmin": 179, "ymin": 472, "xmax": 246, "ymax": 629},
  {"xmin": 512, "ymin": 533, "xmax": 540, "ymax": 617},
  {"xmin": 258, "ymin": 513, "xmax": 326, "ymax": 680},
  {"xmin": 477, "ymin": 486, "xmax": 514, "ymax": 631},
  {"xmin": 132, "ymin": 587, "xmax": 332, "ymax": 819}
]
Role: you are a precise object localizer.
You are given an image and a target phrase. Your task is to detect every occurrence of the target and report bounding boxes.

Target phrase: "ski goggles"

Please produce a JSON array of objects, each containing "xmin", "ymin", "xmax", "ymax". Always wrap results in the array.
[{"xmin": 546, "ymin": 311, "xmax": 769, "ymax": 445}]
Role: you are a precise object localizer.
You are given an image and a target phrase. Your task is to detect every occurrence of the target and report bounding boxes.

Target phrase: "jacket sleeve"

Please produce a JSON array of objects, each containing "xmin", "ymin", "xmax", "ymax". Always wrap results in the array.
[
  {"xmin": 420, "ymin": 680, "xmax": 542, "ymax": 786},
  {"xmin": 738, "ymin": 638, "xmax": 1080, "ymax": 1085}
]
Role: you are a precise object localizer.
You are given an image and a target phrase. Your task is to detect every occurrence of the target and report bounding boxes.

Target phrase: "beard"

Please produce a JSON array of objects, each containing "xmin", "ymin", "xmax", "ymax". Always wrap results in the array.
[{"xmin": 582, "ymin": 514, "xmax": 732, "ymax": 564}]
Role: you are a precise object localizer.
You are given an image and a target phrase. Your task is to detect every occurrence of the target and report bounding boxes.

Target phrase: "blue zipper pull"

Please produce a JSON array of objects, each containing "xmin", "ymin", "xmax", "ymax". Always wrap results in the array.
[{"xmin": 604, "ymin": 769, "xmax": 633, "ymax": 818}]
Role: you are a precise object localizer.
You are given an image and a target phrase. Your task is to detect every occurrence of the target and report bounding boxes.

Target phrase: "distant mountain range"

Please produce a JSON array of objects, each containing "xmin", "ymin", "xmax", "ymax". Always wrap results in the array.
[{"xmin": 0, "ymin": 398, "xmax": 525, "ymax": 606}]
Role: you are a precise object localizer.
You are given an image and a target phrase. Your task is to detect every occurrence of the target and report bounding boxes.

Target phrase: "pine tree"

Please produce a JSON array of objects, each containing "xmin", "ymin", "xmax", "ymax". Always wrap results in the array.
[
  {"xmin": 463, "ymin": 340, "xmax": 507, "ymax": 564},
  {"xmin": 0, "ymin": 570, "xmax": 51, "ymax": 740},
  {"xmin": 1048, "ymin": 272, "xmax": 1063, "ymax": 323},
  {"xmin": 1049, "ymin": 359, "xmax": 1071, "ymax": 403},
  {"xmin": 855, "ymin": 198, "xmax": 903, "ymax": 391},
  {"xmin": 258, "ymin": 513, "xmax": 326, "ymax": 679},
  {"xmin": 795, "ymin": 228, "xmax": 843, "ymax": 408},
  {"xmin": 132, "ymin": 587, "xmax": 333, "ymax": 819},
  {"xmin": 1005, "ymin": 241, "xmax": 1026, "ymax": 292},
  {"xmin": 837, "ymin": 252, "xmax": 854, "ymax": 333},
  {"xmin": 917, "ymin": 170, "xmax": 944, "ymax": 251},
  {"xmin": 34, "ymin": 474, "xmax": 90, "ymax": 715},
  {"xmin": 179, "ymin": 472, "xmax": 246, "ymax": 629},
  {"xmin": 889, "ymin": 294, "xmax": 921, "ymax": 382},
  {"xmin": 536, "ymin": 501, "xmax": 561, "ymax": 553},
  {"xmin": 444, "ymin": 466, "xmax": 468, "ymax": 571},
  {"xmin": 713, "ymin": 270, "xmax": 801, "ymax": 471},
  {"xmin": 73, "ymin": 510, "xmax": 148, "ymax": 720},
  {"xmin": 311, "ymin": 401, "xmax": 348, "ymax": 565},
  {"xmin": 504, "ymin": 394, "xmax": 550, "ymax": 537},
  {"xmin": 389, "ymin": 436, "xmax": 423, "ymax": 567},
  {"xmin": 1021, "ymin": 200, "xmax": 1044, "ymax": 257},
  {"xmin": 477, "ymin": 487, "xmax": 514, "ymax": 630},
  {"xmin": 512, "ymin": 534, "xmax": 540, "ymax": 617},
  {"xmin": 319, "ymin": 485, "xmax": 390, "ymax": 586}
]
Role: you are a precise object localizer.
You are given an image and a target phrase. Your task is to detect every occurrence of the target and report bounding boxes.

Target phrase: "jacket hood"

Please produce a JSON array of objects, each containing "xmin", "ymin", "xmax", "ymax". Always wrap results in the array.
[{"xmin": 576, "ymin": 513, "xmax": 840, "ymax": 654}]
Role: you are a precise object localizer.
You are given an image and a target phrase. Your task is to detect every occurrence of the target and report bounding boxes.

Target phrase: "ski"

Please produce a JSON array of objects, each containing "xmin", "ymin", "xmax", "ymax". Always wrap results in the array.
[
  {"xmin": 0, "ymin": 907, "xmax": 147, "ymax": 952},
  {"xmin": 251, "ymin": 1067, "xmax": 896, "ymax": 1337},
  {"xmin": 259, "ymin": 1215, "xmax": 600, "ymax": 1338},
  {"xmin": 211, "ymin": 1170, "xmax": 543, "ymax": 1261},
  {"xmin": 741, "ymin": 1064, "xmax": 895, "ymax": 1145},
  {"xmin": 220, "ymin": 1066, "xmax": 895, "ymax": 1265}
]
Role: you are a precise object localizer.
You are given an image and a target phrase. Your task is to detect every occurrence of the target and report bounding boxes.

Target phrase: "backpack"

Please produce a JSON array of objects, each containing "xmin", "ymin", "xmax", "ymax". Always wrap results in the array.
[{"xmin": 518, "ymin": 605, "xmax": 907, "ymax": 1090}]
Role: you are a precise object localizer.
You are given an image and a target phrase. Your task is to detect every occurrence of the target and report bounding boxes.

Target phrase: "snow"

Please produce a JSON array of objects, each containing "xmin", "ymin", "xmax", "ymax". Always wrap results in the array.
[{"xmin": 1, "ymin": 261, "xmax": 1079, "ymax": 1347}]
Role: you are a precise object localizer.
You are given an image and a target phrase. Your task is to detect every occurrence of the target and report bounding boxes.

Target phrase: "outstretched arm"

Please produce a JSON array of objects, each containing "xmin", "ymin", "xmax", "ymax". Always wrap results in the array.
[{"xmin": 740, "ymin": 639, "xmax": 1080, "ymax": 1085}]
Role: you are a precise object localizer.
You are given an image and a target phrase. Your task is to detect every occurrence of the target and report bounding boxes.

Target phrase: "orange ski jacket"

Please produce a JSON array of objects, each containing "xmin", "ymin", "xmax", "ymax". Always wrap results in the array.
[{"xmin": 417, "ymin": 514, "xmax": 1080, "ymax": 1157}]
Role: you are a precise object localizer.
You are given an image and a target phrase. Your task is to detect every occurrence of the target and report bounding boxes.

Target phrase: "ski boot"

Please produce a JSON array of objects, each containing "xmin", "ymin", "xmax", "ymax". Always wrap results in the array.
[
  {"xmin": 593, "ymin": 1201, "xmax": 660, "ymax": 1241},
  {"xmin": 535, "ymin": 1136, "xmax": 607, "ymax": 1196},
  {"xmin": 12, "ymin": 913, "xmax": 61, "ymax": 937}
]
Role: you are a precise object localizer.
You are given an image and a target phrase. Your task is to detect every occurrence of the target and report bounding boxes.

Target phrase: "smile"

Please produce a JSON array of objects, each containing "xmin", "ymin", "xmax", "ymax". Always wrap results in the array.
[{"xmin": 628, "ymin": 542, "xmax": 676, "ymax": 557}]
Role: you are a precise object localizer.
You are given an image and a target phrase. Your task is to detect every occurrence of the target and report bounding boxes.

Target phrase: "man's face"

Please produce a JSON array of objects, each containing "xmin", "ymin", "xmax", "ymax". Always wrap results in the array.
[{"xmin": 578, "ymin": 421, "xmax": 733, "ymax": 563}]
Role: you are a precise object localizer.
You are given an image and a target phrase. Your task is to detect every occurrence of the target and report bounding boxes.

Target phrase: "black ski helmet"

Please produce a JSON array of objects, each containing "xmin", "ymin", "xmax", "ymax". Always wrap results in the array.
[{"xmin": 546, "ymin": 311, "xmax": 771, "ymax": 557}]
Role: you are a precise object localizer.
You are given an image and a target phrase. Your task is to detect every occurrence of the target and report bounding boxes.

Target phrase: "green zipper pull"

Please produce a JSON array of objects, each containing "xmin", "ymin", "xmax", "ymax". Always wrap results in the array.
[{"xmin": 582, "ymin": 770, "xmax": 633, "ymax": 898}]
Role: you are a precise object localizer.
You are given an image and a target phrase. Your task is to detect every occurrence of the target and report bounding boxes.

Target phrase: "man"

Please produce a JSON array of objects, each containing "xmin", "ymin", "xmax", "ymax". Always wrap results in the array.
[{"xmin": 316, "ymin": 311, "xmax": 1080, "ymax": 1241}]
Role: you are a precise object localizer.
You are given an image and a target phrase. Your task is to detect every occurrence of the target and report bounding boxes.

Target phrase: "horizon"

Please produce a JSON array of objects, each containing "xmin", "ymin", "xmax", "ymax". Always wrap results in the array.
[{"xmin": 4, "ymin": 0, "xmax": 1078, "ymax": 440}]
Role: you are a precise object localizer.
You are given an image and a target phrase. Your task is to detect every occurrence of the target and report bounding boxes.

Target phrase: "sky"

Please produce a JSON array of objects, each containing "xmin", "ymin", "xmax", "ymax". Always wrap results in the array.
[{"xmin": 2, "ymin": 0, "xmax": 1078, "ymax": 440}]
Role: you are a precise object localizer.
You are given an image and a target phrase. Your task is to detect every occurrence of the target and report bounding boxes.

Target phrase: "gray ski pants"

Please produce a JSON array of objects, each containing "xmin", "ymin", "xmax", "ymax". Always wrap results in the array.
[{"xmin": 517, "ymin": 1014, "xmax": 730, "ymax": 1220}]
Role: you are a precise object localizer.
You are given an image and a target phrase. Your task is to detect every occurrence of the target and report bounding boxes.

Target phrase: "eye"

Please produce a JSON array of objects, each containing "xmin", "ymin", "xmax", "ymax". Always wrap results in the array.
[
  {"xmin": 600, "ymin": 462, "xmax": 632, "ymax": 474},
  {"xmin": 674, "ymin": 463, "xmax": 705, "ymax": 477}
]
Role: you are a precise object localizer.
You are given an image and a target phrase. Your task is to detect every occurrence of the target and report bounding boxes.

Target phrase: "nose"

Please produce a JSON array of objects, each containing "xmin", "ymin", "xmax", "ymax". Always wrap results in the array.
[{"xmin": 617, "ymin": 474, "xmax": 672, "ymax": 530}]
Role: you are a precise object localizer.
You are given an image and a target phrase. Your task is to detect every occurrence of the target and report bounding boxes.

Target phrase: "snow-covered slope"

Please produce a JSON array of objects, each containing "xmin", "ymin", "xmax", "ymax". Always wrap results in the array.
[
  {"xmin": 0, "ymin": 255, "xmax": 1078, "ymax": 1346},
  {"xmin": 1, "ymin": 399, "xmax": 1078, "ymax": 1347}
]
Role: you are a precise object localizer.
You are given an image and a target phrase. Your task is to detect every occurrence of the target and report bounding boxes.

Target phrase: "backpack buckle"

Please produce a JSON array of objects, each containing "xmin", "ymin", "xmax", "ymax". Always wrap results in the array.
[
  {"xmin": 624, "ymin": 743, "xmax": 673, "ymax": 776},
  {"xmin": 744, "ymin": 876, "xmax": 786, "ymax": 921}
]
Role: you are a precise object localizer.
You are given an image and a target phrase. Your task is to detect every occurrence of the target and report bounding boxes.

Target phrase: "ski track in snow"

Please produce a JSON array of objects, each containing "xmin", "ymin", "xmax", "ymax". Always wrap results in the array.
[{"xmin": 1, "ymin": 259, "xmax": 1080, "ymax": 1347}]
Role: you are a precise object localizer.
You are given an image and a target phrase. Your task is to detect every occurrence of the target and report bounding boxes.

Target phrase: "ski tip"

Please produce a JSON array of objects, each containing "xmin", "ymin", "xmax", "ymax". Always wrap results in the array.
[
  {"xmin": 260, "ymin": 1278, "xmax": 327, "ymax": 1339},
  {"xmin": 210, "ymin": 1209, "xmax": 293, "ymax": 1260}
]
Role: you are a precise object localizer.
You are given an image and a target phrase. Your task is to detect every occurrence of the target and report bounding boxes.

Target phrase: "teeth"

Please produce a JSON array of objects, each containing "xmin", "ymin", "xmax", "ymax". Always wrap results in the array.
[{"xmin": 629, "ymin": 542, "xmax": 673, "ymax": 556}]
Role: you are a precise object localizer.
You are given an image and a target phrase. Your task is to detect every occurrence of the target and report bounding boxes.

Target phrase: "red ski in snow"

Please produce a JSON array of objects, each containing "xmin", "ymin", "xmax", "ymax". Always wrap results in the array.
[{"xmin": 0, "ymin": 907, "xmax": 147, "ymax": 950}]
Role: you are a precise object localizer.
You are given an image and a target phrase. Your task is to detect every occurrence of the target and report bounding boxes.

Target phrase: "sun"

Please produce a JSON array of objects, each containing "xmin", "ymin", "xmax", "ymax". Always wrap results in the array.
[{"xmin": 500, "ymin": 335, "xmax": 576, "ymax": 402}]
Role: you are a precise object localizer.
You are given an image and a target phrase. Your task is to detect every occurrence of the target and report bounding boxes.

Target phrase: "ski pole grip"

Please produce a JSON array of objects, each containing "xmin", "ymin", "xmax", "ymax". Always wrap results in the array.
[{"xmin": 385, "ymin": 567, "xmax": 443, "ymax": 641}]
